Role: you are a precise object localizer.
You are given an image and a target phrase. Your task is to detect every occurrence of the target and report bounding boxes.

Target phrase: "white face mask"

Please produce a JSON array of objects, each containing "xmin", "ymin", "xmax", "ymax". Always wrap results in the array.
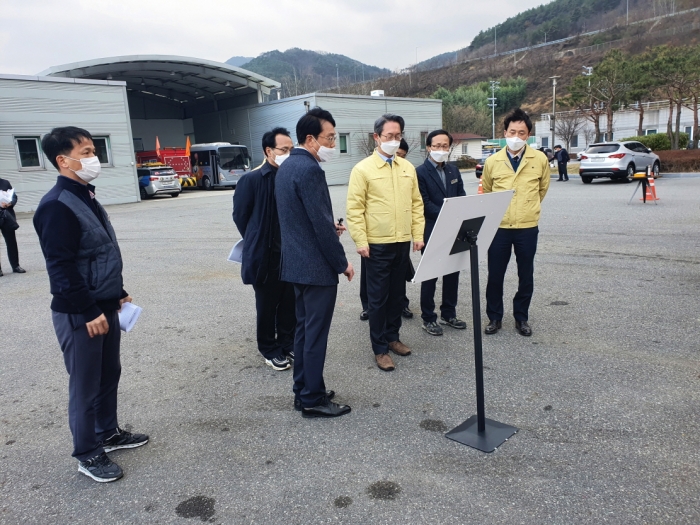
[
  {"xmin": 64, "ymin": 155, "xmax": 101, "ymax": 182},
  {"xmin": 506, "ymin": 137, "xmax": 527, "ymax": 152},
  {"xmin": 379, "ymin": 140, "xmax": 401, "ymax": 156},
  {"xmin": 429, "ymin": 149, "xmax": 449, "ymax": 163},
  {"xmin": 314, "ymin": 138, "xmax": 338, "ymax": 162},
  {"xmin": 275, "ymin": 153, "xmax": 289, "ymax": 166}
]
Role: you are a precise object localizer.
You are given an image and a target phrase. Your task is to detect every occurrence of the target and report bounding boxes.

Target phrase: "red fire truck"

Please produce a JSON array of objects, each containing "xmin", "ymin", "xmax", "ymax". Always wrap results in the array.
[{"xmin": 135, "ymin": 148, "xmax": 197, "ymax": 187}]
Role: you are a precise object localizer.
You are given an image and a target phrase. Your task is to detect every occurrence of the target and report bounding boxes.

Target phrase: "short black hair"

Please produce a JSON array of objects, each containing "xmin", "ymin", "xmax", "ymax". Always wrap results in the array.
[
  {"xmin": 262, "ymin": 127, "xmax": 291, "ymax": 153},
  {"xmin": 41, "ymin": 126, "xmax": 93, "ymax": 170},
  {"xmin": 374, "ymin": 114, "xmax": 405, "ymax": 135},
  {"xmin": 503, "ymin": 108, "xmax": 532, "ymax": 133},
  {"xmin": 554, "ymin": 144, "xmax": 562, "ymax": 149},
  {"xmin": 296, "ymin": 107, "xmax": 336, "ymax": 144},
  {"xmin": 426, "ymin": 129, "xmax": 453, "ymax": 147},
  {"xmin": 399, "ymin": 138, "xmax": 409, "ymax": 152}
]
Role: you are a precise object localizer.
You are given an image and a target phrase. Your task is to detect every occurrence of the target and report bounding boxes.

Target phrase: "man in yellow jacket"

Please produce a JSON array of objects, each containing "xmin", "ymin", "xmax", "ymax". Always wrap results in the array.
[
  {"xmin": 347, "ymin": 114, "xmax": 425, "ymax": 371},
  {"xmin": 481, "ymin": 108, "xmax": 550, "ymax": 337}
]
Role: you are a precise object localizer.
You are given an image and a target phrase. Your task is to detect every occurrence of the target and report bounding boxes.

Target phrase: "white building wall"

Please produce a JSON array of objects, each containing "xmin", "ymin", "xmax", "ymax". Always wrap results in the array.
[
  {"xmin": 536, "ymin": 102, "xmax": 697, "ymax": 153},
  {"xmin": 0, "ymin": 75, "xmax": 138, "ymax": 212},
  {"xmin": 191, "ymin": 93, "xmax": 443, "ymax": 185}
]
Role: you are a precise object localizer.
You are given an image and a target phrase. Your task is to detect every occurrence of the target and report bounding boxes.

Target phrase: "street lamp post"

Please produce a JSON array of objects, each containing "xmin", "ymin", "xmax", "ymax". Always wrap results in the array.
[
  {"xmin": 488, "ymin": 81, "xmax": 500, "ymax": 140},
  {"xmin": 550, "ymin": 76, "xmax": 560, "ymax": 150}
]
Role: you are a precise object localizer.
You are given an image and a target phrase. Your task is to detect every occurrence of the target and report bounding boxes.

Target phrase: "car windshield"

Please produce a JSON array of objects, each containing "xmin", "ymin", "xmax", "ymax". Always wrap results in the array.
[
  {"xmin": 219, "ymin": 147, "xmax": 249, "ymax": 170},
  {"xmin": 587, "ymin": 144, "xmax": 620, "ymax": 154}
]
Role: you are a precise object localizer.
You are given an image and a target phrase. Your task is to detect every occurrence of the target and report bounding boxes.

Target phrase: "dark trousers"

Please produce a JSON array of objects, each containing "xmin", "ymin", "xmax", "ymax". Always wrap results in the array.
[
  {"xmin": 293, "ymin": 284, "xmax": 337, "ymax": 408},
  {"xmin": 486, "ymin": 227, "xmax": 539, "ymax": 323},
  {"xmin": 420, "ymin": 271, "xmax": 460, "ymax": 323},
  {"xmin": 252, "ymin": 254, "xmax": 295, "ymax": 360},
  {"xmin": 365, "ymin": 242, "xmax": 410, "ymax": 355},
  {"xmin": 1, "ymin": 227, "xmax": 19, "ymax": 268},
  {"xmin": 557, "ymin": 163, "xmax": 569, "ymax": 180},
  {"xmin": 52, "ymin": 309, "xmax": 121, "ymax": 461},
  {"xmin": 360, "ymin": 256, "xmax": 409, "ymax": 311}
]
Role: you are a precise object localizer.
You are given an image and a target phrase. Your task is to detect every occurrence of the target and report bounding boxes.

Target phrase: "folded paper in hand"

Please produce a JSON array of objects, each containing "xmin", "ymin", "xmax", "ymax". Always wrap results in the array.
[
  {"xmin": 119, "ymin": 302, "xmax": 142, "ymax": 332},
  {"xmin": 228, "ymin": 238, "xmax": 244, "ymax": 264},
  {"xmin": 0, "ymin": 189, "xmax": 14, "ymax": 206}
]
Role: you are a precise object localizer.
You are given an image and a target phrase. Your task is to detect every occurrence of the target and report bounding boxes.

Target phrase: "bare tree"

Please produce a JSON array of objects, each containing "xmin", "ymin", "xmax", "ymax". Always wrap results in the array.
[
  {"xmin": 556, "ymin": 112, "xmax": 585, "ymax": 150},
  {"xmin": 583, "ymin": 125, "xmax": 597, "ymax": 148},
  {"xmin": 354, "ymin": 130, "xmax": 377, "ymax": 158}
]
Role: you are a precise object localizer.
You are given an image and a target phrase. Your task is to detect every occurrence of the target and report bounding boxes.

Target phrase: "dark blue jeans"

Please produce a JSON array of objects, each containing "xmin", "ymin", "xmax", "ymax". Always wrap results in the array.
[
  {"xmin": 486, "ymin": 227, "xmax": 539, "ymax": 323},
  {"xmin": 420, "ymin": 271, "xmax": 459, "ymax": 323}
]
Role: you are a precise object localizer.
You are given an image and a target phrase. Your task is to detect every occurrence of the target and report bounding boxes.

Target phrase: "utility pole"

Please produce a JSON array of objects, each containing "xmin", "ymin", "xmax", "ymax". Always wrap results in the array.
[
  {"xmin": 488, "ymin": 80, "xmax": 500, "ymax": 140},
  {"xmin": 550, "ymin": 76, "xmax": 560, "ymax": 150},
  {"xmin": 336, "ymin": 64, "xmax": 339, "ymax": 93},
  {"xmin": 582, "ymin": 66, "xmax": 593, "ymax": 108},
  {"xmin": 494, "ymin": 27, "xmax": 497, "ymax": 55},
  {"xmin": 543, "ymin": 31, "xmax": 548, "ymax": 44}
]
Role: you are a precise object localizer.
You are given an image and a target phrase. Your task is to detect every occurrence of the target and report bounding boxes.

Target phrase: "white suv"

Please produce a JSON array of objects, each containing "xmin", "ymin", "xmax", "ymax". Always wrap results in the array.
[{"xmin": 579, "ymin": 141, "xmax": 660, "ymax": 184}]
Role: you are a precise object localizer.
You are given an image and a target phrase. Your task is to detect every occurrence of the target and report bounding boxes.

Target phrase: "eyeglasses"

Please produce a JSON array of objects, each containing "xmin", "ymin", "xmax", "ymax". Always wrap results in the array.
[
  {"xmin": 380, "ymin": 134, "xmax": 402, "ymax": 141},
  {"xmin": 273, "ymin": 146, "xmax": 292, "ymax": 154},
  {"xmin": 317, "ymin": 134, "xmax": 338, "ymax": 144}
]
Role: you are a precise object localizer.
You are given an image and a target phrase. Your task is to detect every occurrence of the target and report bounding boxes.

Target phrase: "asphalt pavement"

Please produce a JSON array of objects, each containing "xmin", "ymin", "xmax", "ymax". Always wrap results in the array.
[{"xmin": 1, "ymin": 173, "xmax": 699, "ymax": 524}]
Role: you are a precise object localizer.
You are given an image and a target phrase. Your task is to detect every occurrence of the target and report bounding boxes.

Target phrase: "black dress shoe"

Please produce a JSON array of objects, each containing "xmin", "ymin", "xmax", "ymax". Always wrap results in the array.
[
  {"xmin": 360, "ymin": 310, "xmax": 369, "ymax": 321},
  {"xmin": 401, "ymin": 307, "xmax": 413, "ymax": 319},
  {"xmin": 484, "ymin": 320, "xmax": 502, "ymax": 334},
  {"xmin": 0, "ymin": 268, "xmax": 3, "ymax": 277},
  {"xmin": 294, "ymin": 390, "xmax": 335, "ymax": 411},
  {"xmin": 12, "ymin": 266, "xmax": 26, "ymax": 274},
  {"xmin": 515, "ymin": 320, "xmax": 532, "ymax": 336},
  {"xmin": 301, "ymin": 398, "xmax": 351, "ymax": 418}
]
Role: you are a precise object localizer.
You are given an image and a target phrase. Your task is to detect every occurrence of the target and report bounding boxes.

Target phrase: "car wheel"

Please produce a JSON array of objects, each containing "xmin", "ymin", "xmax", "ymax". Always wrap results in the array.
[
  {"xmin": 171, "ymin": 192, "xmax": 180, "ymax": 197},
  {"xmin": 652, "ymin": 162, "xmax": 660, "ymax": 178},
  {"xmin": 581, "ymin": 176, "xmax": 593, "ymax": 184},
  {"xmin": 202, "ymin": 176, "xmax": 212, "ymax": 191},
  {"xmin": 140, "ymin": 187, "xmax": 151, "ymax": 200},
  {"xmin": 625, "ymin": 164, "xmax": 635, "ymax": 182}
]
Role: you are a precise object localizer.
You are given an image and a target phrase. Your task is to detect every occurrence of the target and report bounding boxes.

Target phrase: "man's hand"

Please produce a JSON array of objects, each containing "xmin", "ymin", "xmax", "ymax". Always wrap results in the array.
[
  {"xmin": 357, "ymin": 246, "xmax": 370, "ymax": 258},
  {"xmin": 0, "ymin": 202, "xmax": 8, "ymax": 209},
  {"xmin": 413, "ymin": 241, "xmax": 425, "ymax": 252},
  {"xmin": 86, "ymin": 314, "xmax": 109, "ymax": 338},
  {"xmin": 335, "ymin": 224, "xmax": 346, "ymax": 237},
  {"xmin": 343, "ymin": 262, "xmax": 355, "ymax": 282},
  {"xmin": 119, "ymin": 295, "xmax": 133, "ymax": 310}
]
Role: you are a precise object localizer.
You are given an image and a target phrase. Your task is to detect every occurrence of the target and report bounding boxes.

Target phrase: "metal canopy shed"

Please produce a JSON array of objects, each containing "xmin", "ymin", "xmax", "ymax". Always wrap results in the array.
[{"xmin": 38, "ymin": 55, "xmax": 280, "ymax": 110}]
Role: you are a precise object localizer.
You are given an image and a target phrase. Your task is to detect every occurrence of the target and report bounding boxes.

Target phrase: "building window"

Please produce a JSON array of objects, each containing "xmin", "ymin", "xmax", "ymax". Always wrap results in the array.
[
  {"xmin": 645, "ymin": 129, "xmax": 657, "ymax": 136},
  {"xmin": 339, "ymin": 133, "xmax": 349, "ymax": 154},
  {"xmin": 461, "ymin": 143, "xmax": 469, "ymax": 155},
  {"xmin": 603, "ymin": 132, "xmax": 614, "ymax": 141},
  {"xmin": 420, "ymin": 132, "xmax": 427, "ymax": 151},
  {"xmin": 571, "ymin": 135, "xmax": 579, "ymax": 148},
  {"xmin": 685, "ymin": 126, "xmax": 693, "ymax": 139},
  {"xmin": 541, "ymin": 137, "xmax": 549, "ymax": 148},
  {"xmin": 14, "ymin": 137, "xmax": 45, "ymax": 170},
  {"xmin": 93, "ymin": 136, "xmax": 113, "ymax": 166}
]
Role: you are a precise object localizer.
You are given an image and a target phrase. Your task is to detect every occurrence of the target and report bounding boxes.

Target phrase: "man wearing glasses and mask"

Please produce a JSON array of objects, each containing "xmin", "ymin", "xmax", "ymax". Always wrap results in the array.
[
  {"xmin": 416, "ymin": 130, "xmax": 467, "ymax": 337},
  {"xmin": 233, "ymin": 127, "xmax": 296, "ymax": 371},
  {"xmin": 347, "ymin": 114, "xmax": 425, "ymax": 372}
]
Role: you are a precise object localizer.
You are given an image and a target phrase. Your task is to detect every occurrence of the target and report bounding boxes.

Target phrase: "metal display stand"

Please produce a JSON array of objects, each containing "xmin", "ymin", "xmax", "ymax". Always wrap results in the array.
[{"xmin": 413, "ymin": 191, "xmax": 517, "ymax": 453}]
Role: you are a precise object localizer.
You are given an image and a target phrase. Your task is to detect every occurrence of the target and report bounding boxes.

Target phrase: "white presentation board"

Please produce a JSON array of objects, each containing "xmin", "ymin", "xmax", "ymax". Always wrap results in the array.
[{"xmin": 412, "ymin": 190, "xmax": 514, "ymax": 284}]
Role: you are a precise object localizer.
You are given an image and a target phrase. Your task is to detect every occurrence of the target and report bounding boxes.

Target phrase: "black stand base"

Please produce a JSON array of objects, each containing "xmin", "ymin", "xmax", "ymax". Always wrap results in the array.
[{"xmin": 445, "ymin": 416, "xmax": 518, "ymax": 453}]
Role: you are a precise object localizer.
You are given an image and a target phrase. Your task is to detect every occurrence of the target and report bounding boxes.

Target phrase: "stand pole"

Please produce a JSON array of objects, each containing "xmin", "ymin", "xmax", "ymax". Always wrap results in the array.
[{"xmin": 445, "ymin": 236, "xmax": 518, "ymax": 452}]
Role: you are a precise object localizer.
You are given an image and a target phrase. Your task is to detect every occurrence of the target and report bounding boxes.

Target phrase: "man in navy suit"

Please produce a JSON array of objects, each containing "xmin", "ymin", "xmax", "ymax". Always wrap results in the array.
[
  {"xmin": 275, "ymin": 107, "xmax": 354, "ymax": 418},
  {"xmin": 416, "ymin": 130, "xmax": 467, "ymax": 336}
]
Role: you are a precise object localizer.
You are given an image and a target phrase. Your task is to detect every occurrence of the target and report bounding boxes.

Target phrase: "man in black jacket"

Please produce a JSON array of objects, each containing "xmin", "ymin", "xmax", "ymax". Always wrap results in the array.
[
  {"xmin": 34, "ymin": 127, "xmax": 148, "ymax": 483},
  {"xmin": 416, "ymin": 130, "xmax": 467, "ymax": 336},
  {"xmin": 554, "ymin": 145, "xmax": 570, "ymax": 181},
  {"xmin": 0, "ymin": 177, "xmax": 25, "ymax": 276},
  {"xmin": 233, "ymin": 127, "xmax": 295, "ymax": 371}
]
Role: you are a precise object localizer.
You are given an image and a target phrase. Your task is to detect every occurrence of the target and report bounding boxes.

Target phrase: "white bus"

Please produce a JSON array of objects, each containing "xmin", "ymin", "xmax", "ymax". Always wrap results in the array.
[{"xmin": 189, "ymin": 142, "xmax": 251, "ymax": 190}]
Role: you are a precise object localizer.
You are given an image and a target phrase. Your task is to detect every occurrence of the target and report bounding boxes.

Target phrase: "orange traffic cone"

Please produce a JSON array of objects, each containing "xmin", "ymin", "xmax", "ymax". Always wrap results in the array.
[
  {"xmin": 647, "ymin": 174, "xmax": 659, "ymax": 201},
  {"xmin": 477, "ymin": 178, "xmax": 484, "ymax": 195}
]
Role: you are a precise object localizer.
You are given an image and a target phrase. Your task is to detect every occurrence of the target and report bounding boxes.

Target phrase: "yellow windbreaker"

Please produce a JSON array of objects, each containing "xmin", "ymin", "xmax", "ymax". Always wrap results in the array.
[
  {"xmin": 481, "ymin": 145, "xmax": 550, "ymax": 229},
  {"xmin": 346, "ymin": 151, "xmax": 425, "ymax": 248}
]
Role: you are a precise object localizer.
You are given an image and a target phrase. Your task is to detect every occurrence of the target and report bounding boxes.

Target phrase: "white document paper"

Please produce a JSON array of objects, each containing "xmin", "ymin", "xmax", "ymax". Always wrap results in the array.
[
  {"xmin": 118, "ymin": 302, "xmax": 142, "ymax": 332},
  {"xmin": 0, "ymin": 188, "xmax": 14, "ymax": 206},
  {"xmin": 228, "ymin": 238, "xmax": 244, "ymax": 264}
]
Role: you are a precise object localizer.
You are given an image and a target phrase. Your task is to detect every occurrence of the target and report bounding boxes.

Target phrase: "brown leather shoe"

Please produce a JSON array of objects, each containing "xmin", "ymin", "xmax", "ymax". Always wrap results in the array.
[
  {"xmin": 375, "ymin": 353, "xmax": 395, "ymax": 371},
  {"xmin": 388, "ymin": 340, "xmax": 411, "ymax": 356}
]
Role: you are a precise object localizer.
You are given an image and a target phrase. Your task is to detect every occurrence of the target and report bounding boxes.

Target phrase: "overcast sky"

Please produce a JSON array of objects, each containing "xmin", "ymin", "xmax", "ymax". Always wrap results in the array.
[{"xmin": 1, "ymin": 0, "xmax": 548, "ymax": 75}]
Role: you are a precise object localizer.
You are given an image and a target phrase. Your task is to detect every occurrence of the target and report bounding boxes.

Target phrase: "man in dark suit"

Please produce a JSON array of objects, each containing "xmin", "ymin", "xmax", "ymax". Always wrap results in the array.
[
  {"xmin": 276, "ymin": 107, "xmax": 354, "ymax": 418},
  {"xmin": 554, "ymin": 145, "xmax": 570, "ymax": 181},
  {"xmin": 0, "ymin": 177, "xmax": 26, "ymax": 276},
  {"xmin": 233, "ymin": 127, "xmax": 295, "ymax": 371},
  {"xmin": 416, "ymin": 130, "xmax": 467, "ymax": 336}
]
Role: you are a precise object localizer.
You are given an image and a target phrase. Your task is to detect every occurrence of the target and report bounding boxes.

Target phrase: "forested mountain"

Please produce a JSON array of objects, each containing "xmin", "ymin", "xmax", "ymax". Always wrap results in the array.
[{"xmin": 225, "ymin": 56, "xmax": 254, "ymax": 67}]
